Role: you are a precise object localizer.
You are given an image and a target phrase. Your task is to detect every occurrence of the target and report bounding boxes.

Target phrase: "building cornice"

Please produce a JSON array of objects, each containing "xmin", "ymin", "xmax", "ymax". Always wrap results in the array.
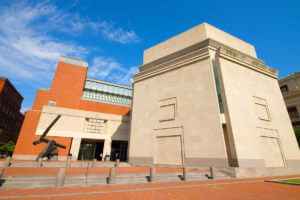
[
  {"xmin": 32, "ymin": 106, "xmax": 130, "ymax": 122},
  {"xmin": 134, "ymin": 39, "xmax": 278, "ymax": 82},
  {"xmin": 278, "ymin": 72, "xmax": 300, "ymax": 83},
  {"xmin": 81, "ymin": 97, "xmax": 131, "ymax": 108},
  {"xmin": 59, "ymin": 56, "xmax": 88, "ymax": 68},
  {"xmin": 281, "ymin": 90, "xmax": 300, "ymax": 100},
  {"xmin": 134, "ymin": 47, "xmax": 210, "ymax": 82},
  {"xmin": 216, "ymin": 45, "xmax": 278, "ymax": 79}
]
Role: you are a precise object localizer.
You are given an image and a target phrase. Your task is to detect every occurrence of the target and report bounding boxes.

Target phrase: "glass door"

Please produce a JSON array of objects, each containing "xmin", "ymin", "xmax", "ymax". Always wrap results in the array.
[{"xmin": 78, "ymin": 141, "xmax": 96, "ymax": 160}]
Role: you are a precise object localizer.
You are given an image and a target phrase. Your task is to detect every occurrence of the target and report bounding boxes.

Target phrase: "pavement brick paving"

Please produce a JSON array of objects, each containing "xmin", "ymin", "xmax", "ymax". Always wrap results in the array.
[{"xmin": 0, "ymin": 175, "xmax": 299, "ymax": 200}]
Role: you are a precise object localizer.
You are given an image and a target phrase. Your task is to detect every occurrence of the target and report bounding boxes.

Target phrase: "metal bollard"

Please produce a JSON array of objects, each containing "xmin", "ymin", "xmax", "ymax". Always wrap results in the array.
[
  {"xmin": 183, "ymin": 167, "xmax": 188, "ymax": 181},
  {"xmin": 66, "ymin": 155, "xmax": 72, "ymax": 167},
  {"xmin": 115, "ymin": 159, "xmax": 120, "ymax": 167},
  {"xmin": 150, "ymin": 167, "xmax": 156, "ymax": 182},
  {"xmin": 37, "ymin": 157, "xmax": 43, "ymax": 167},
  {"xmin": 55, "ymin": 168, "xmax": 66, "ymax": 187},
  {"xmin": 108, "ymin": 167, "xmax": 116, "ymax": 184},
  {"xmin": 209, "ymin": 167, "xmax": 215, "ymax": 179},
  {"xmin": 92, "ymin": 159, "xmax": 97, "ymax": 167},
  {"xmin": 3, "ymin": 156, "xmax": 11, "ymax": 167}
]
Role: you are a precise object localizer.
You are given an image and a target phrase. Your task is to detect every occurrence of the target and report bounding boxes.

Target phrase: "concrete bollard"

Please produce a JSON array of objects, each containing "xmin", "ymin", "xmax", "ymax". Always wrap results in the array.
[
  {"xmin": 0, "ymin": 167, "xmax": 4, "ymax": 178},
  {"xmin": 150, "ymin": 167, "xmax": 156, "ymax": 182},
  {"xmin": 36, "ymin": 157, "xmax": 43, "ymax": 167},
  {"xmin": 209, "ymin": 167, "xmax": 215, "ymax": 179},
  {"xmin": 66, "ymin": 155, "xmax": 72, "ymax": 167},
  {"xmin": 3, "ymin": 156, "xmax": 11, "ymax": 167},
  {"xmin": 108, "ymin": 167, "xmax": 116, "ymax": 184},
  {"xmin": 53, "ymin": 155, "xmax": 58, "ymax": 161},
  {"xmin": 92, "ymin": 159, "xmax": 97, "ymax": 167},
  {"xmin": 55, "ymin": 168, "xmax": 66, "ymax": 187},
  {"xmin": 183, "ymin": 167, "xmax": 188, "ymax": 181},
  {"xmin": 115, "ymin": 159, "xmax": 120, "ymax": 167}
]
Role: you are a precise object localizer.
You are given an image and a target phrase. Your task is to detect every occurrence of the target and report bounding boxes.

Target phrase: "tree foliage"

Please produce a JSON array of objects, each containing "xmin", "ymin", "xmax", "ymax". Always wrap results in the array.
[
  {"xmin": 294, "ymin": 126, "xmax": 300, "ymax": 148},
  {"xmin": 0, "ymin": 141, "xmax": 15, "ymax": 152}
]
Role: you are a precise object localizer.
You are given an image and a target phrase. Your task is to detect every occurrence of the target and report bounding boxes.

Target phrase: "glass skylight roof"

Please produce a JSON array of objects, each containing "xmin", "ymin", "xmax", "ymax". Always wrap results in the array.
[{"xmin": 82, "ymin": 79, "xmax": 132, "ymax": 106}]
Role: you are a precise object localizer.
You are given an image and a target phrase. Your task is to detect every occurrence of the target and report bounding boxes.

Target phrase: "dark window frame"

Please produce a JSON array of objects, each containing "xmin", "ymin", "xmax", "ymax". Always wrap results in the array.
[
  {"xmin": 280, "ymin": 85, "xmax": 289, "ymax": 93},
  {"xmin": 288, "ymin": 107, "xmax": 299, "ymax": 119}
]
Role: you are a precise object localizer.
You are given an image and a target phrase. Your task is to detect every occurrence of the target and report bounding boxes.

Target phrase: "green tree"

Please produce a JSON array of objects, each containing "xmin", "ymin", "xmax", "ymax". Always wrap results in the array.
[{"xmin": 0, "ymin": 141, "xmax": 15, "ymax": 156}]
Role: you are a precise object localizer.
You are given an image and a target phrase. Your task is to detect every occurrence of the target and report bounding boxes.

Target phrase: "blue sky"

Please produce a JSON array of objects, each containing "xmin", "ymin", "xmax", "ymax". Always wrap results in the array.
[{"xmin": 0, "ymin": 0, "xmax": 299, "ymax": 112}]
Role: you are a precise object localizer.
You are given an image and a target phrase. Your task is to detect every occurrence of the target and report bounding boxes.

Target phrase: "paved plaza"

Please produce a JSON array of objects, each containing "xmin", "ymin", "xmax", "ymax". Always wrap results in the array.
[{"xmin": 0, "ymin": 175, "xmax": 299, "ymax": 200}]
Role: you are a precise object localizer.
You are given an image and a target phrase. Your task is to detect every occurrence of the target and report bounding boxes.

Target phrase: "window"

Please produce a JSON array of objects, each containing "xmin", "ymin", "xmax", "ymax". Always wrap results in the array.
[
  {"xmin": 82, "ymin": 89, "xmax": 132, "ymax": 105},
  {"xmin": 82, "ymin": 80, "xmax": 132, "ymax": 106},
  {"xmin": 86, "ymin": 118, "xmax": 106, "ymax": 134},
  {"xmin": 48, "ymin": 101, "xmax": 56, "ymax": 107},
  {"xmin": 280, "ymin": 85, "xmax": 289, "ymax": 93},
  {"xmin": 212, "ymin": 60, "xmax": 224, "ymax": 113},
  {"xmin": 287, "ymin": 107, "xmax": 299, "ymax": 119}
]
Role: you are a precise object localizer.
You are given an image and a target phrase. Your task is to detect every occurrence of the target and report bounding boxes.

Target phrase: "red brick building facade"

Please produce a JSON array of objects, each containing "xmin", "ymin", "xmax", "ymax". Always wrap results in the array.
[
  {"xmin": 0, "ymin": 77, "xmax": 24, "ymax": 145},
  {"xmin": 13, "ymin": 56, "xmax": 131, "ymax": 161}
]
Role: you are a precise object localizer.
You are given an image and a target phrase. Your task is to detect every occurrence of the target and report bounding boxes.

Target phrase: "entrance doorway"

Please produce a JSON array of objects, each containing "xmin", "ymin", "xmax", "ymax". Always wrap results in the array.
[
  {"xmin": 78, "ymin": 140, "xmax": 104, "ymax": 161},
  {"xmin": 110, "ymin": 141, "xmax": 128, "ymax": 161}
]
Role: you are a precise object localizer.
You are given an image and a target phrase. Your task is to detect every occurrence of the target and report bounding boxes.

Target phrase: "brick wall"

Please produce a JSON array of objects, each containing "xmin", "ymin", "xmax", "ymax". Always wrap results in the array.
[
  {"xmin": 0, "ymin": 78, "xmax": 24, "ymax": 144},
  {"xmin": 14, "ymin": 60, "xmax": 130, "ymax": 160}
]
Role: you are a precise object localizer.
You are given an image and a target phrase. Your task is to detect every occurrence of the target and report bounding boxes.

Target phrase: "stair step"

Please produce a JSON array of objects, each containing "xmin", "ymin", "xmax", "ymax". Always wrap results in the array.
[
  {"xmin": 3, "ymin": 175, "xmax": 55, "ymax": 179},
  {"xmin": 0, "ymin": 170, "xmax": 231, "ymax": 189},
  {"xmin": 8, "ymin": 161, "xmax": 132, "ymax": 168}
]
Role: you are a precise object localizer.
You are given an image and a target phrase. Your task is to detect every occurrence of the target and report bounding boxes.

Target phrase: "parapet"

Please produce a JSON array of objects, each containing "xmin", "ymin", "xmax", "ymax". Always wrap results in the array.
[
  {"xmin": 59, "ymin": 56, "xmax": 88, "ymax": 67},
  {"xmin": 143, "ymin": 23, "xmax": 257, "ymax": 64}
]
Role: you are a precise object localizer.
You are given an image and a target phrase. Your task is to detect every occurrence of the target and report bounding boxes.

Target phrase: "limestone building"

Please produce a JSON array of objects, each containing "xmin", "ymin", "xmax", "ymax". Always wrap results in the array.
[
  {"xmin": 129, "ymin": 23, "xmax": 300, "ymax": 173},
  {"xmin": 13, "ymin": 56, "xmax": 131, "ymax": 161},
  {"xmin": 279, "ymin": 72, "xmax": 300, "ymax": 127}
]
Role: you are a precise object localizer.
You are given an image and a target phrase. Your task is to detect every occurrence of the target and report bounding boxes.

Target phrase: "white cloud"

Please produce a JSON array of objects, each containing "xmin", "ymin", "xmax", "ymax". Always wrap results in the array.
[
  {"xmin": 115, "ymin": 66, "xmax": 139, "ymax": 85},
  {"xmin": 88, "ymin": 57, "xmax": 122, "ymax": 78},
  {"xmin": 60, "ymin": 18, "xmax": 140, "ymax": 44},
  {"xmin": 88, "ymin": 57, "xmax": 138, "ymax": 86},
  {"xmin": 20, "ymin": 107, "xmax": 30, "ymax": 114},
  {"xmin": 0, "ymin": 1, "xmax": 88, "ymax": 82},
  {"xmin": 99, "ymin": 21, "xmax": 140, "ymax": 44},
  {"xmin": 0, "ymin": 1, "xmax": 140, "ymax": 85}
]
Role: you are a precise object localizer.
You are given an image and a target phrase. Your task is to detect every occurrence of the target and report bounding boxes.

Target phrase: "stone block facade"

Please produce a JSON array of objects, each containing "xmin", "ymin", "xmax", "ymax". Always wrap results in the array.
[{"xmin": 129, "ymin": 23, "xmax": 300, "ymax": 173}]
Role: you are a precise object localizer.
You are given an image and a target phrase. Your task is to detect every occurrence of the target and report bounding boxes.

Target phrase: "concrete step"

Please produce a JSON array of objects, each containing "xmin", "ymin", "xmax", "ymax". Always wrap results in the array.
[
  {"xmin": 0, "ymin": 171, "xmax": 230, "ymax": 189},
  {"xmin": 64, "ymin": 180, "xmax": 108, "ymax": 185},
  {"xmin": 7, "ymin": 161, "xmax": 131, "ymax": 168},
  {"xmin": 1, "ymin": 181, "xmax": 55, "ymax": 188},
  {"xmin": 117, "ymin": 180, "xmax": 148, "ymax": 184},
  {"xmin": 3, "ymin": 178, "xmax": 55, "ymax": 183},
  {"xmin": 1, "ymin": 184, "xmax": 53, "ymax": 189},
  {"xmin": 115, "ymin": 173, "xmax": 148, "ymax": 179},
  {"xmin": 63, "ymin": 182, "xmax": 108, "ymax": 187},
  {"xmin": 65, "ymin": 174, "xmax": 107, "ymax": 178},
  {"xmin": 0, "ymin": 184, "xmax": 55, "ymax": 189},
  {"xmin": 3, "ymin": 175, "xmax": 55, "ymax": 179},
  {"xmin": 65, "ymin": 177, "xmax": 108, "ymax": 181}
]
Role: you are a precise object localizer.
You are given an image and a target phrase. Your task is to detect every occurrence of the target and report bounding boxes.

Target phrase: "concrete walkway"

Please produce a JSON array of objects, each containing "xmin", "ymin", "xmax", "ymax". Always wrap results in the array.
[{"xmin": 0, "ymin": 175, "xmax": 299, "ymax": 199}]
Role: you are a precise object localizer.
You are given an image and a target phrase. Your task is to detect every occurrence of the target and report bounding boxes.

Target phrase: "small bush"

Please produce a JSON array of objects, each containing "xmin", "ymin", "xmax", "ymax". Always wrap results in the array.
[{"xmin": 0, "ymin": 141, "xmax": 15, "ymax": 156}]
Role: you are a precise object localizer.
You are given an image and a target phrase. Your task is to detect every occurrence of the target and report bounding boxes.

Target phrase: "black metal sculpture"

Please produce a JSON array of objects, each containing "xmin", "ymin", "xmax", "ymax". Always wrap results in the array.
[{"xmin": 33, "ymin": 115, "xmax": 66, "ymax": 161}]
